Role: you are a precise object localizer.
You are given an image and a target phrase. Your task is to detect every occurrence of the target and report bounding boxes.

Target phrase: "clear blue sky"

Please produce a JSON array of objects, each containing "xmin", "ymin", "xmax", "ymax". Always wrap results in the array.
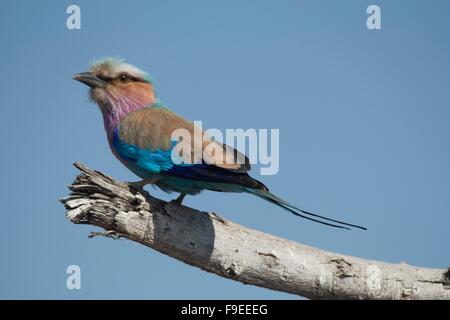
[{"xmin": 1, "ymin": 0, "xmax": 449, "ymax": 299}]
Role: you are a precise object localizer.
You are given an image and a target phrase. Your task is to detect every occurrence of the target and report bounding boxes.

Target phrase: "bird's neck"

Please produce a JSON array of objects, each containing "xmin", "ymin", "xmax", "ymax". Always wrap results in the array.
[
  {"xmin": 101, "ymin": 105, "xmax": 137, "ymax": 136},
  {"xmin": 100, "ymin": 87, "xmax": 156, "ymax": 140}
]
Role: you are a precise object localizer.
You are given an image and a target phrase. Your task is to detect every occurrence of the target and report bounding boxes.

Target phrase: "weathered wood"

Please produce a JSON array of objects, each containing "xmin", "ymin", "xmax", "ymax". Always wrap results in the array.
[{"xmin": 60, "ymin": 162, "xmax": 450, "ymax": 299}]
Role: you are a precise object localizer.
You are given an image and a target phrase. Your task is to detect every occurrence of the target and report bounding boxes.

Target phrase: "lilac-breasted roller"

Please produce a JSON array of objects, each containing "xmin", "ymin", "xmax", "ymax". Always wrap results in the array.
[{"xmin": 74, "ymin": 58, "xmax": 366, "ymax": 230}]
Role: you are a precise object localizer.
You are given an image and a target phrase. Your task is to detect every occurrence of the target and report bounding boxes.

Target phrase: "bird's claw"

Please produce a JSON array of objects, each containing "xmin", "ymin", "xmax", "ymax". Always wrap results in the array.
[
  {"xmin": 128, "ymin": 181, "xmax": 146, "ymax": 190},
  {"xmin": 171, "ymin": 193, "xmax": 186, "ymax": 205},
  {"xmin": 128, "ymin": 177, "xmax": 160, "ymax": 190}
]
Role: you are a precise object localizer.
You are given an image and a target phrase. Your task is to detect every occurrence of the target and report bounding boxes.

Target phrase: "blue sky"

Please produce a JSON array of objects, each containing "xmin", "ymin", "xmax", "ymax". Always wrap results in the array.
[{"xmin": 0, "ymin": 0, "xmax": 449, "ymax": 299}]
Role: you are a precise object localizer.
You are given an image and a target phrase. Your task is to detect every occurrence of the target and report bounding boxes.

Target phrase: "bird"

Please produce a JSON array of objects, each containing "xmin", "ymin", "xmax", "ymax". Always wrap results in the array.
[{"xmin": 73, "ymin": 57, "xmax": 366, "ymax": 230}]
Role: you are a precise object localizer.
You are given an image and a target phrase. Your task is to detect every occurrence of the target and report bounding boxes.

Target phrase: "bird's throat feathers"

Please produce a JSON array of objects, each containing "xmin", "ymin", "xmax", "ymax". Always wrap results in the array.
[{"xmin": 93, "ymin": 82, "xmax": 156, "ymax": 137}]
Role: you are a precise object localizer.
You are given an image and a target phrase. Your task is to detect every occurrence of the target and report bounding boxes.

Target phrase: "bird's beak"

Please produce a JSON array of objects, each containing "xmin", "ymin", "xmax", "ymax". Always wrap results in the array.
[{"xmin": 73, "ymin": 72, "xmax": 106, "ymax": 88}]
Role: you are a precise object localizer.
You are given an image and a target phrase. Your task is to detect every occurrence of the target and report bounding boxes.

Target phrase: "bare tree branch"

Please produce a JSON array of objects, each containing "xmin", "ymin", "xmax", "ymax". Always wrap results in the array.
[{"xmin": 60, "ymin": 162, "xmax": 450, "ymax": 299}]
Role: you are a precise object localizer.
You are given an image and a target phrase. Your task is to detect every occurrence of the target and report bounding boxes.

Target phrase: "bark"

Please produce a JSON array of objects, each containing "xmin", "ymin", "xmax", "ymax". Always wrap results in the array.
[{"xmin": 60, "ymin": 162, "xmax": 450, "ymax": 299}]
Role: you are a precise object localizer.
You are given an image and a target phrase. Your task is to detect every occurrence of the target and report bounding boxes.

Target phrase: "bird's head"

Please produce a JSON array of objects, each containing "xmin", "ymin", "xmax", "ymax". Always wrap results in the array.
[{"xmin": 73, "ymin": 58, "xmax": 156, "ymax": 122}]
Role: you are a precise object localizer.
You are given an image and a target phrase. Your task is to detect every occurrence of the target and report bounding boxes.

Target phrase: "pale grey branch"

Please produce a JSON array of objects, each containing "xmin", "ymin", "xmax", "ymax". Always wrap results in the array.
[{"xmin": 60, "ymin": 162, "xmax": 450, "ymax": 299}]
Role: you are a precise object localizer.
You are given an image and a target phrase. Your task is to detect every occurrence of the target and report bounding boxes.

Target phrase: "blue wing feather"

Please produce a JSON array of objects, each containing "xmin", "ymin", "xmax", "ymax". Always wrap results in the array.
[{"xmin": 113, "ymin": 127, "xmax": 177, "ymax": 173}]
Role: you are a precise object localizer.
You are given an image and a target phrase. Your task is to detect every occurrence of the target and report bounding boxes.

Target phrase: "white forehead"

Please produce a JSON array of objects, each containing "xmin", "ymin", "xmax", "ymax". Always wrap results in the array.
[{"xmin": 89, "ymin": 57, "xmax": 149, "ymax": 80}]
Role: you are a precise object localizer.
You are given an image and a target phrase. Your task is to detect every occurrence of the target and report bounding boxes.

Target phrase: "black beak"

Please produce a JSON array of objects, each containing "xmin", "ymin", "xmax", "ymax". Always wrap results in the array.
[{"xmin": 73, "ymin": 72, "xmax": 106, "ymax": 88}]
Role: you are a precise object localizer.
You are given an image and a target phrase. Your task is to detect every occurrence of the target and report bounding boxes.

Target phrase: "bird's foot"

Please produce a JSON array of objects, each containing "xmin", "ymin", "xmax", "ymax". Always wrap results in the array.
[
  {"xmin": 171, "ymin": 193, "xmax": 186, "ymax": 205},
  {"xmin": 128, "ymin": 177, "xmax": 159, "ymax": 190},
  {"xmin": 128, "ymin": 180, "xmax": 147, "ymax": 190}
]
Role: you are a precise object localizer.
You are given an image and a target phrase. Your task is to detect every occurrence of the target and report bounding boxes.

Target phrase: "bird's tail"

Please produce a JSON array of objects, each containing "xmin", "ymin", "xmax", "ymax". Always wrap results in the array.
[{"xmin": 245, "ymin": 188, "xmax": 367, "ymax": 230}]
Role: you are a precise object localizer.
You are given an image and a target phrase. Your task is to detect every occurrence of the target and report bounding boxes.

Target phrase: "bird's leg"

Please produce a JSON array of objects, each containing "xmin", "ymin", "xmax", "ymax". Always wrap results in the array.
[
  {"xmin": 128, "ymin": 177, "xmax": 160, "ymax": 190},
  {"xmin": 172, "ymin": 193, "xmax": 186, "ymax": 205}
]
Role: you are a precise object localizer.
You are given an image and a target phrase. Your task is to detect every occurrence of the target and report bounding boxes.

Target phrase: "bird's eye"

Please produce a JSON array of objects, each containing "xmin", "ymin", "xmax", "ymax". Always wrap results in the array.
[{"xmin": 119, "ymin": 74, "xmax": 131, "ymax": 83}]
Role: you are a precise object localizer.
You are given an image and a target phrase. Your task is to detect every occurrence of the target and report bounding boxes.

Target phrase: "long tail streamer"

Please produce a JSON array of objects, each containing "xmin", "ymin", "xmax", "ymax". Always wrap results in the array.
[{"xmin": 246, "ymin": 189, "xmax": 367, "ymax": 230}]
